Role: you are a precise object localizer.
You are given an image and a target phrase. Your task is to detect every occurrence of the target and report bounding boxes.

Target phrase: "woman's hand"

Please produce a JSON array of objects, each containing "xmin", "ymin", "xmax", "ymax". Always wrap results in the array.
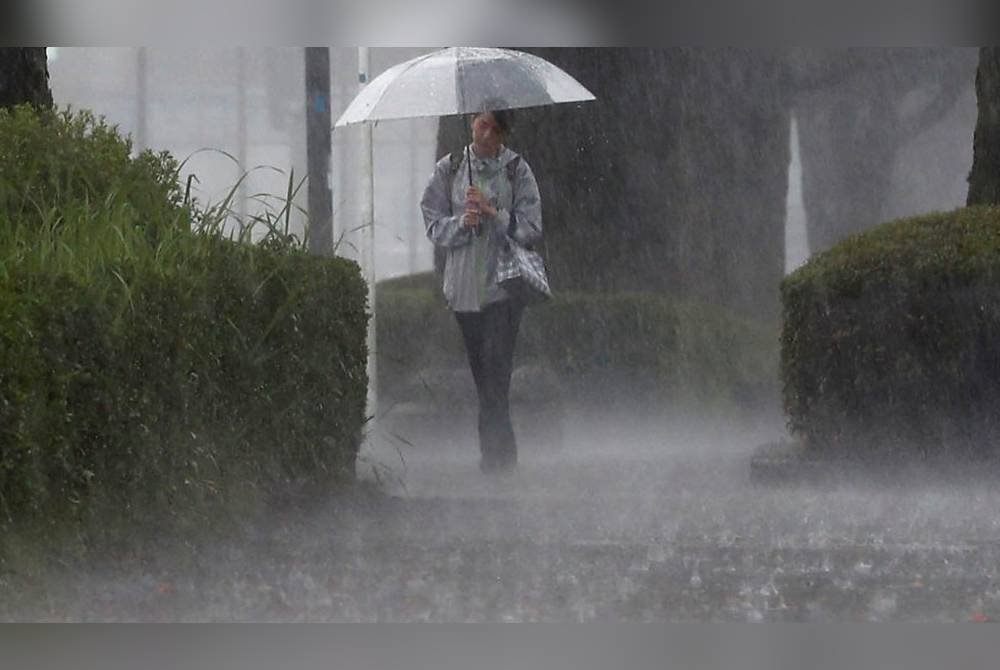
[
  {"xmin": 462, "ymin": 208, "xmax": 480, "ymax": 230},
  {"xmin": 465, "ymin": 186, "xmax": 497, "ymax": 218}
]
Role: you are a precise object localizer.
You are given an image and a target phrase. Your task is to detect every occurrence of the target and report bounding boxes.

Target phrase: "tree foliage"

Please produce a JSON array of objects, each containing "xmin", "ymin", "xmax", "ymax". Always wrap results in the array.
[{"xmin": 968, "ymin": 48, "xmax": 1000, "ymax": 206}]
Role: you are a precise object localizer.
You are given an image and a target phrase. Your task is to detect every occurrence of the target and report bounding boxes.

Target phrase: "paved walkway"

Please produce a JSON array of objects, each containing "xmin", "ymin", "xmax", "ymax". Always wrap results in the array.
[{"xmin": 7, "ymin": 413, "xmax": 1000, "ymax": 621}]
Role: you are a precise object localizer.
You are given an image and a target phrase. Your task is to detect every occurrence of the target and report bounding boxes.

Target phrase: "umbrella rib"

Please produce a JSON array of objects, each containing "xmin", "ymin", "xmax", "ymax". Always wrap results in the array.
[
  {"xmin": 456, "ymin": 48, "xmax": 467, "ymax": 116},
  {"xmin": 394, "ymin": 49, "xmax": 442, "ymax": 79},
  {"xmin": 368, "ymin": 50, "xmax": 446, "ymax": 120}
]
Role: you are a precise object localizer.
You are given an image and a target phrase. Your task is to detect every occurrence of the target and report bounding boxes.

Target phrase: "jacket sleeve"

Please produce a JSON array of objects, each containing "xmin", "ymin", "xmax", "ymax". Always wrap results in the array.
[
  {"xmin": 497, "ymin": 158, "xmax": 543, "ymax": 248},
  {"xmin": 421, "ymin": 157, "xmax": 472, "ymax": 249}
]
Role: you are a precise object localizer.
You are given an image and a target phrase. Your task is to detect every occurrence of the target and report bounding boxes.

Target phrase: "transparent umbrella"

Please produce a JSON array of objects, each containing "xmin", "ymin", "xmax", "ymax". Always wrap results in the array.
[{"xmin": 335, "ymin": 47, "xmax": 596, "ymax": 127}]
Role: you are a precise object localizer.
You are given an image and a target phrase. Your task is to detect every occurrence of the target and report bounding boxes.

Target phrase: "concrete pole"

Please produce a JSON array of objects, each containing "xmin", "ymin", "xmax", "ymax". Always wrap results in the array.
[
  {"xmin": 408, "ymin": 119, "xmax": 419, "ymax": 275},
  {"xmin": 359, "ymin": 47, "xmax": 377, "ymax": 420},
  {"xmin": 305, "ymin": 47, "xmax": 333, "ymax": 255},
  {"xmin": 135, "ymin": 48, "xmax": 148, "ymax": 152},
  {"xmin": 236, "ymin": 47, "xmax": 248, "ymax": 222}
]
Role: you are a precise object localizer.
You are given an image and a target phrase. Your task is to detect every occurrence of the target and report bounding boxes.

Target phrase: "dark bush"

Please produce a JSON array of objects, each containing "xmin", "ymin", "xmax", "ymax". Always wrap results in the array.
[
  {"xmin": 377, "ymin": 273, "xmax": 778, "ymax": 417},
  {"xmin": 781, "ymin": 206, "xmax": 1000, "ymax": 458}
]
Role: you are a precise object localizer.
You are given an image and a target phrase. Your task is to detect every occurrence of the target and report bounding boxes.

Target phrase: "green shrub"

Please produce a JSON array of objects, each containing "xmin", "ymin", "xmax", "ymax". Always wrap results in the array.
[
  {"xmin": 0, "ymin": 105, "xmax": 368, "ymax": 553},
  {"xmin": 377, "ymin": 273, "xmax": 778, "ymax": 416},
  {"xmin": 0, "ymin": 105, "xmax": 189, "ymax": 241},
  {"xmin": 781, "ymin": 205, "xmax": 1000, "ymax": 458},
  {"xmin": 376, "ymin": 275, "xmax": 462, "ymax": 393}
]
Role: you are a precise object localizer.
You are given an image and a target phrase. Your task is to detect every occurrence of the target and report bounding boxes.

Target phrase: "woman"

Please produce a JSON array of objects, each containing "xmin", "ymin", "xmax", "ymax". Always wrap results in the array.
[{"xmin": 420, "ymin": 106, "xmax": 543, "ymax": 474}]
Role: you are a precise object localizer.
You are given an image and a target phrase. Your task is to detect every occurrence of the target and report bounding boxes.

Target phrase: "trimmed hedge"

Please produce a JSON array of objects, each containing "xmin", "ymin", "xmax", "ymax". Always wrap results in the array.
[
  {"xmin": 1, "ymin": 247, "xmax": 368, "ymax": 538},
  {"xmin": 782, "ymin": 206, "xmax": 1000, "ymax": 458},
  {"xmin": 0, "ymin": 106, "xmax": 368, "ymax": 550},
  {"xmin": 377, "ymin": 273, "xmax": 778, "ymax": 416}
]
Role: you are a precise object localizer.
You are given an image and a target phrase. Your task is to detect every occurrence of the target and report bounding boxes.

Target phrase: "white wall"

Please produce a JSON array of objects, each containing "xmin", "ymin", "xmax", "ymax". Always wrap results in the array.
[{"xmin": 47, "ymin": 47, "xmax": 437, "ymax": 280}]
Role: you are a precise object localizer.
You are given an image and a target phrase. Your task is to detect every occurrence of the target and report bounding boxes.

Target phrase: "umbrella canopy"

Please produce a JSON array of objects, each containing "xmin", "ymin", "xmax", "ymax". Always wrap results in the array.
[{"xmin": 334, "ymin": 47, "xmax": 596, "ymax": 127}]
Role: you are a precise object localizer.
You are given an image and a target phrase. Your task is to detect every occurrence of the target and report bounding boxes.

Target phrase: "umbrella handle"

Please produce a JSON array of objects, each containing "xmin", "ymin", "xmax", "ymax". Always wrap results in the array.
[
  {"xmin": 466, "ymin": 144, "xmax": 473, "ymax": 187},
  {"xmin": 466, "ymin": 143, "xmax": 484, "ymax": 237}
]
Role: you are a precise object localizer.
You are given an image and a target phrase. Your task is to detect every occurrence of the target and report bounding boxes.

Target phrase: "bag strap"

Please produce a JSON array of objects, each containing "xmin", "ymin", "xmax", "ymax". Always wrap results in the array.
[
  {"xmin": 446, "ymin": 152, "xmax": 463, "ymax": 199},
  {"xmin": 504, "ymin": 155, "xmax": 545, "ymax": 257},
  {"xmin": 448, "ymin": 151, "xmax": 463, "ymax": 177},
  {"xmin": 506, "ymin": 156, "xmax": 520, "ymax": 185}
]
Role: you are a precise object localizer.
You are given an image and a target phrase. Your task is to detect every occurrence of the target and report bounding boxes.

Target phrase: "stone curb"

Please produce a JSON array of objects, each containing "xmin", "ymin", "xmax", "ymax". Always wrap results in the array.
[{"xmin": 750, "ymin": 441, "xmax": 1000, "ymax": 486}]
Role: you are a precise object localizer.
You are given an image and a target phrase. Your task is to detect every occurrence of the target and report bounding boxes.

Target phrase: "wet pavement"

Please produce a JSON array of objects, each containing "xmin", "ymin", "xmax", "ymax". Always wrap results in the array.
[{"xmin": 6, "ymin": 413, "xmax": 1000, "ymax": 622}]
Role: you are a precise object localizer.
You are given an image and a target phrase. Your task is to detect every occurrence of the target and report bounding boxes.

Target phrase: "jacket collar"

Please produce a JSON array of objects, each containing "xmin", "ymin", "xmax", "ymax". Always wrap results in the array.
[{"xmin": 467, "ymin": 144, "xmax": 518, "ymax": 168}]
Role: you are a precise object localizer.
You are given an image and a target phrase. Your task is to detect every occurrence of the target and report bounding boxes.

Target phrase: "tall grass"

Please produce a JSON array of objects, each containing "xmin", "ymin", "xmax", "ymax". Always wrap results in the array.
[{"xmin": 0, "ymin": 105, "xmax": 312, "ymax": 304}]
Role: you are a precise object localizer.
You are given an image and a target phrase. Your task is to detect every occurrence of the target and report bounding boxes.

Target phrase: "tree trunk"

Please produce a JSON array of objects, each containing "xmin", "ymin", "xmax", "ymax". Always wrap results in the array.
[
  {"xmin": 795, "ymin": 70, "xmax": 898, "ymax": 254},
  {"xmin": 0, "ymin": 47, "xmax": 53, "ymax": 111},
  {"xmin": 793, "ymin": 49, "xmax": 976, "ymax": 254},
  {"xmin": 968, "ymin": 48, "xmax": 1000, "ymax": 206},
  {"xmin": 438, "ymin": 48, "xmax": 790, "ymax": 322}
]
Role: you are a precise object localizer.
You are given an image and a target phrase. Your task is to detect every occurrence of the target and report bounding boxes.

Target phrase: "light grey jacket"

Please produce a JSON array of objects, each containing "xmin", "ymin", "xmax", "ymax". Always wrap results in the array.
[{"xmin": 420, "ymin": 145, "xmax": 543, "ymax": 312}]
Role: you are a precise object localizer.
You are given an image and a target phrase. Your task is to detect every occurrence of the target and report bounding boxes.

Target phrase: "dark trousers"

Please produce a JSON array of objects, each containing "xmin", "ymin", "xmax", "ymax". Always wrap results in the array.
[{"xmin": 455, "ymin": 299, "xmax": 525, "ymax": 470}]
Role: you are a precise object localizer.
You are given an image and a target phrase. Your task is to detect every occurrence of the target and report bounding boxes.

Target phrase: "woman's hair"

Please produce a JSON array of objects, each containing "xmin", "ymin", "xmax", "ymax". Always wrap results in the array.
[{"xmin": 491, "ymin": 108, "xmax": 513, "ymax": 136}]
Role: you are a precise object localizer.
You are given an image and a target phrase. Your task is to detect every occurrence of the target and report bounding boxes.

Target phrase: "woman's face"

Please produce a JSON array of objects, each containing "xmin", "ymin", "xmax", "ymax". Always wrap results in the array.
[{"xmin": 471, "ymin": 112, "xmax": 504, "ymax": 157}]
